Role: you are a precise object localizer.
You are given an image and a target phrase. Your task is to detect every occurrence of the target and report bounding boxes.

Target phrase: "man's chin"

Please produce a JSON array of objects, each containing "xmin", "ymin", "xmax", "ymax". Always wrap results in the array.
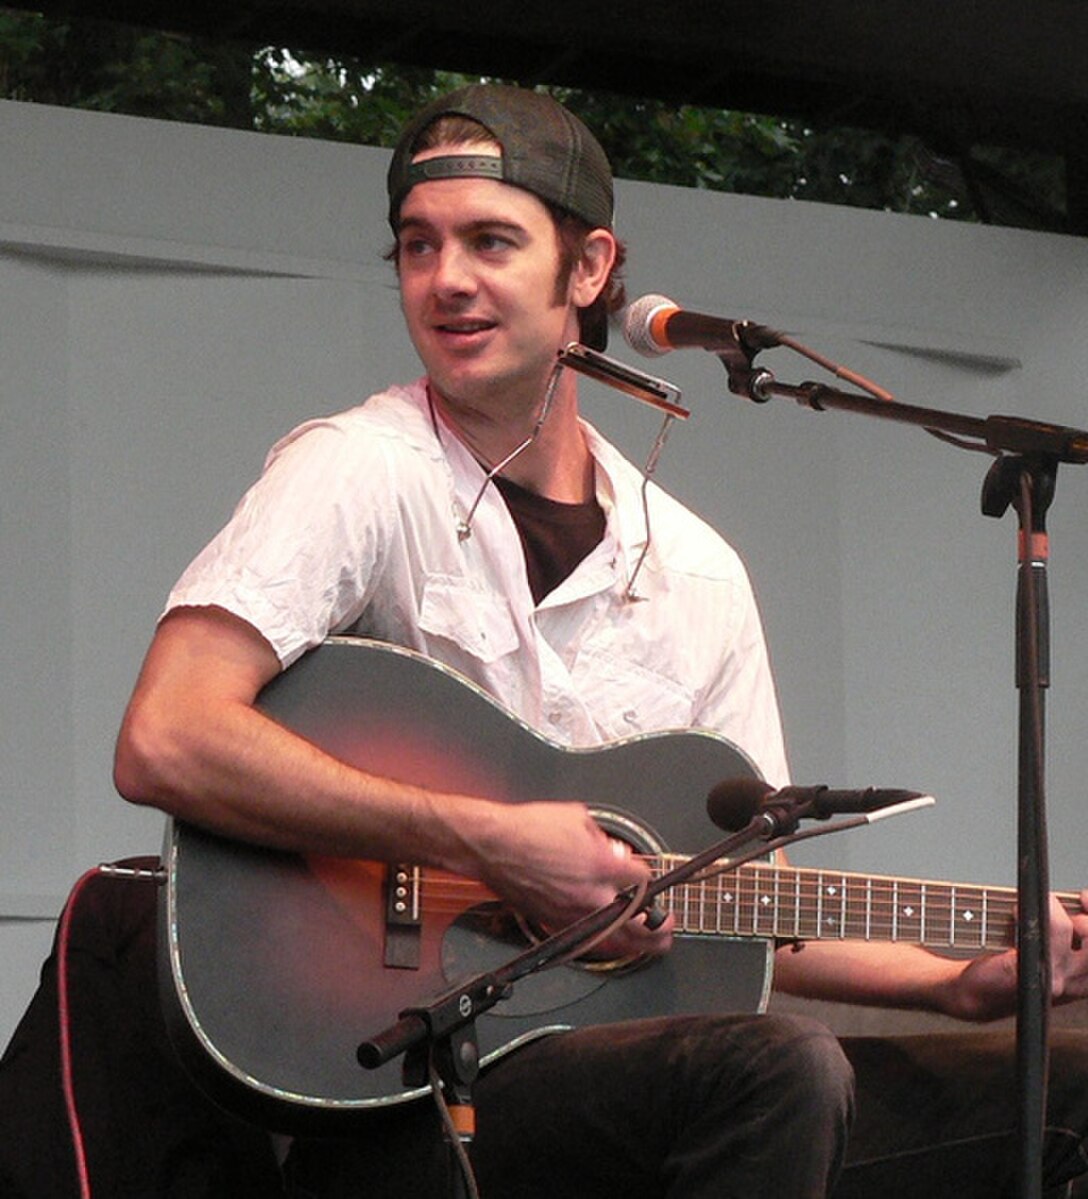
[{"xmin": 426, "ymin": 363, "xmax": 545, "ymax": 411}]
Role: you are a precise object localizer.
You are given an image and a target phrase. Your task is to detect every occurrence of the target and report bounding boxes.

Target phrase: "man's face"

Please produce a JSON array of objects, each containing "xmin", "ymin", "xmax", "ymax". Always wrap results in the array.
[{"xmin": 394, "ymin": 152, "xmax": 584, "ymax": 413}]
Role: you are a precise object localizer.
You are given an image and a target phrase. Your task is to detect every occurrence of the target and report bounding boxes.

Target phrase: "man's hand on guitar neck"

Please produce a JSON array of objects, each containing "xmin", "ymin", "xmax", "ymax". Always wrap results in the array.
[
  {"xmin": 773, "ymin": 887, "xmax": 1088, "ymax": 1022},
  {"xmin": 947, "ymin": 889, "xmax": 1088, "ymax": 1022},
  {"xmin": 1051, "ymin": 888, "xmax": 1088, "ymax": 999}
]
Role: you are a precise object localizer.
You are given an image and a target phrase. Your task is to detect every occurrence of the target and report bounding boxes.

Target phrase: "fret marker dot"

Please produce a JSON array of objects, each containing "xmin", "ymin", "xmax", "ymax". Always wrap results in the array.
[{"xmin": 903, "ymin": 906, "xmax": 915, "ymax": 918}]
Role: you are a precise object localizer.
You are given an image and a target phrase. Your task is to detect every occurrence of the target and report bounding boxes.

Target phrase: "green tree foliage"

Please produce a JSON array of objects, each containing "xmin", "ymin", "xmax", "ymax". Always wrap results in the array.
[
  {"xmin": 0, "ymin": 9, "xmax": 1066, "ymax": 231},
  {"xmin": 0, "ymin": 9, "xmax": 253, "ymax": 122}
]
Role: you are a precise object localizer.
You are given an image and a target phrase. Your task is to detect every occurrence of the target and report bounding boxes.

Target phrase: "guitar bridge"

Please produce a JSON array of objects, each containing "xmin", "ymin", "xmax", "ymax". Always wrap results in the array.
[{"xmin": 384, "ymin": 863, "xmax": 422, "ymax": 969}]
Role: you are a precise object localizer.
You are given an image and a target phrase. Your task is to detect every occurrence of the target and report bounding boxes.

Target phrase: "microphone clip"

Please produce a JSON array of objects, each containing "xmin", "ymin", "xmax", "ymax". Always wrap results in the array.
[{"xmin": 715, "ymin": 327, "xmax": 777, "ymax": 404}]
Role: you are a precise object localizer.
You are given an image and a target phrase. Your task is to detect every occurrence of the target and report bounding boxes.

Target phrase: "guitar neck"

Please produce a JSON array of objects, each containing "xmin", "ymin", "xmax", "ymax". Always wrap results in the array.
[{"xmin": 659, "ymin": 857, "xmax": 1080, "ymax": 952}]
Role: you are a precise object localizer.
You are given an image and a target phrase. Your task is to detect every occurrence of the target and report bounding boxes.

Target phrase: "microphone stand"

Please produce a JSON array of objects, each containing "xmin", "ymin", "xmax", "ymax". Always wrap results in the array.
[
  {"xmin": 982, "ymin": 454, "xmax": 1054, "ymax": 1199},
  {"xmin": 717, "ymin": 335, "xmax": 1080, "ymax": 1199},
  {"xmin": 356, "ymin": 795, "xmax": 860, "ymax": 1199}
]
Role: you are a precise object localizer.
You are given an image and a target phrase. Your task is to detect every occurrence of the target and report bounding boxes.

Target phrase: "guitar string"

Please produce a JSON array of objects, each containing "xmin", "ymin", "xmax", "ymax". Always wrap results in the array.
[
  {"xmin": 405, "ymin": 866, "xmax": 1044, "ymax": 916},
  {"xmin": 408, "ymin": 907, "xmax": 1014, "ymax": 946},
  {"xmin": 409, "ymin": 883, "xmax": 1033, "ymax": 921},
  {"xmin": 374, "ymin": 843, "xmax": 1077, "ymax": 928},
  {"xmin": 409, "ymin": 864, "xmax": 1041, "ymax": 913},
  {"xmin": 406, "ymin": 865, "xmax": 1087, "ymax": 951},
  {"xmin": 405, "ymin": 873, "xmax": 1033, "ymax": 941}
]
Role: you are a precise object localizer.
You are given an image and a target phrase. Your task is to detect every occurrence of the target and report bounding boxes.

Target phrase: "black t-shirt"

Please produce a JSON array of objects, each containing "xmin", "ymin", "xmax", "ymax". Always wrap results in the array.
[{"xmin": 492, "ymin": 475, "xmax": 606, "ymax": 605}]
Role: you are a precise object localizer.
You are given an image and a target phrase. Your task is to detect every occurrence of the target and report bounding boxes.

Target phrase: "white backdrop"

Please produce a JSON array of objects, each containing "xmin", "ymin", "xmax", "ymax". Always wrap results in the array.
[{"xmin": 2, "ymin": 99, "xmax": 1086, "ymax": 1045}]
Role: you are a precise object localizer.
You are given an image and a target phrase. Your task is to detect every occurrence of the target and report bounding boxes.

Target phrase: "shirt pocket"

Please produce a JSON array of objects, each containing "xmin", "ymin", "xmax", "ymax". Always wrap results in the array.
[{"xmin": 418, "ymin": 574, "xmax": 520, "ymax": 665}]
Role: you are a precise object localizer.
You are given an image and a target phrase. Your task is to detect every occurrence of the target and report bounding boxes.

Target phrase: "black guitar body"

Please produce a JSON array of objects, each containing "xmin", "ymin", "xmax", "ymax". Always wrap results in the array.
[{"xmin": 160, "ymin": 637, "xmax": 771, "ymax": 1131}]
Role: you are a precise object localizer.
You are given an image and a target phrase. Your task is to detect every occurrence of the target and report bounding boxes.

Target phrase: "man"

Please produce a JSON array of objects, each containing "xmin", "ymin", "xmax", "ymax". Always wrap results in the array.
[{"xmin": 115, "ymin": 84, "xmax": 1088, "ymax": 1197}]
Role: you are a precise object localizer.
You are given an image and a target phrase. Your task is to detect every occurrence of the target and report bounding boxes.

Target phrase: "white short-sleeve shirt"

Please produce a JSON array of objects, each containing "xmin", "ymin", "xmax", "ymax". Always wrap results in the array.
[{"xmin": 167, "ymin": 379, "xmax": 789, "ymax": 787}]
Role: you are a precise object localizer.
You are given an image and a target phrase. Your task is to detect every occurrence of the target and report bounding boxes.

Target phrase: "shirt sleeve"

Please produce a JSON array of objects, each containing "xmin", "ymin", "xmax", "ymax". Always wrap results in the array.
[{"xmin": 165, "ymin": 416, "xmax": 395, "ymax": 667}]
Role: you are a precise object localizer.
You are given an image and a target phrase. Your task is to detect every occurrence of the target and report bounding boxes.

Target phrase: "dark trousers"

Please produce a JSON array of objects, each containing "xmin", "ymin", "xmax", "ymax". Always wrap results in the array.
[
  {"xmin": 836, "ymin": 1028, "xmax": 1088, "ymax": 1198},
  {"xmin": 286, "ymin": 1017, "xmax": 1088, "ymax": 1198},
  {"xmin": 287, "ymin": 1012, "xmax": 854, "ymax": 1198}
]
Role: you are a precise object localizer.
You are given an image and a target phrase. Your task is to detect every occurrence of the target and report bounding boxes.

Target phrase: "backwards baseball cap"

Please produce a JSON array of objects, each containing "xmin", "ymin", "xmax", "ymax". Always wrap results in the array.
[{"xmin": 387, "ymin": 84, "xmax": 614, "ymax": 231}]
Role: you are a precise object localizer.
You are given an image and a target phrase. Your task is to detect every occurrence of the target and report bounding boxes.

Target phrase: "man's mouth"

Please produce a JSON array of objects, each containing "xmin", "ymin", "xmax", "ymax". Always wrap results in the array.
[{"xmin": 435, "ymin": 318, "xmax": 497, "ymax": 336}]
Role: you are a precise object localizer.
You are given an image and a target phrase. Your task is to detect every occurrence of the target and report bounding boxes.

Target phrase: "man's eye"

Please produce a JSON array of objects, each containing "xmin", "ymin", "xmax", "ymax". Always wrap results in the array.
[
  {"xmin": 476, "ymin": 232, "xmax": 513, "ymax": 253},
  {"xmin": 399, "ymin": 237, "xmax": 433, "ymax": 258}
]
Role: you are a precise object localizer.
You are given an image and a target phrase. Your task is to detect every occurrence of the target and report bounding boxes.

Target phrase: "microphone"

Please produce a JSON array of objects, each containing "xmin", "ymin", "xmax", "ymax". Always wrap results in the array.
[
  {"xmin": 623, "ymin": 293, "xmax": 782, "ymax": 358},
  {"xmin": 705, "ymin": 777, "xmax": 778, "ymax": 831},
  {"xmin": 706, "ymin": 778, "xmax": 933, "ymax": 833}
]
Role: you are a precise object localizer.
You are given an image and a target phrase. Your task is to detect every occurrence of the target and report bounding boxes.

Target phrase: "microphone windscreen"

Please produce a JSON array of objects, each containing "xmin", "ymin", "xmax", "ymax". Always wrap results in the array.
[
  {"xmin": 622, "ymin": 293, "xmax": 677, "ymax": 357},
  {"xmin": 706, "ymin": 776, "xmax": 774, "ymax": 832}
]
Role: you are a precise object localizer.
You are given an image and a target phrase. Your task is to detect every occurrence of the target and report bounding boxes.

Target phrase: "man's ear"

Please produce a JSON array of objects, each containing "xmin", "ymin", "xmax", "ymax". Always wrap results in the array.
[{"xmin": 570, "ymin": 228, "xmax": 618, "ymax": 308}]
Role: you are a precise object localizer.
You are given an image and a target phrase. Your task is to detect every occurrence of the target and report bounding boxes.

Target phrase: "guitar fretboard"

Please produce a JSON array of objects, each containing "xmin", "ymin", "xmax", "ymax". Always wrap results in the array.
[{"xmin": 655, "ymin": 858, "xmax": 1079, "ymax": 951}]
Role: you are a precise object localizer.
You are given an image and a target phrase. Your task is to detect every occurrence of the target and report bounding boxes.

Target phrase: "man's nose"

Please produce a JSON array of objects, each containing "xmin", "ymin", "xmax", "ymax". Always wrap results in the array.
[{"xmin": 432, "ymin": 244, "xmax": 476, "ymax": 298}]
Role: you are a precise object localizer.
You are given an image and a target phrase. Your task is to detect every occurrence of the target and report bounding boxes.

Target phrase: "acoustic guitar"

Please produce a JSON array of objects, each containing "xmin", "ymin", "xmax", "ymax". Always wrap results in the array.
[{"xmin": 158, "ymin": 637, "xmax": 1076, "ymax": 1131}]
